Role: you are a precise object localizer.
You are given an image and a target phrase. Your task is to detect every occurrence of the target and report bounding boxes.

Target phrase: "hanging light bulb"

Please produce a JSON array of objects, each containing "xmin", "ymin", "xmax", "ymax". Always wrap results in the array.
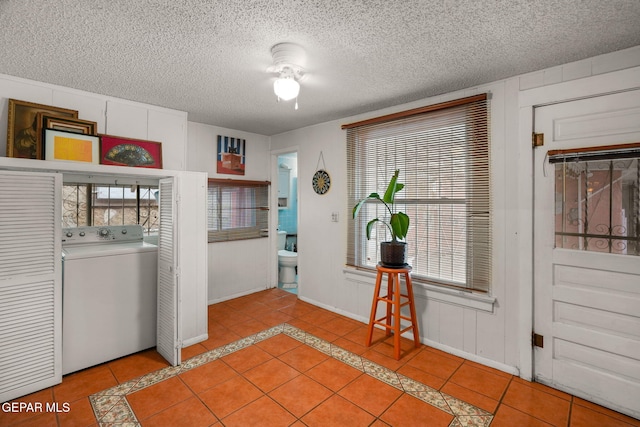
[{"xmin": 273, "ymin": 73, "xmax": 300, "ymax": 101}]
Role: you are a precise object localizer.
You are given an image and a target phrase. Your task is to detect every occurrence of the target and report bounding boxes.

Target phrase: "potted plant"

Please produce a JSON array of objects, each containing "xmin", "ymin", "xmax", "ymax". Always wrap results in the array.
[{"xmin": 352, "ymin": 169, "xmax": 410, "ymax": 267}]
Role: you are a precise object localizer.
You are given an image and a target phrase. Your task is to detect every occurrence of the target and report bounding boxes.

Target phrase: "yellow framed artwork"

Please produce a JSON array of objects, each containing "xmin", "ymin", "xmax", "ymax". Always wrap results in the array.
[{"xmin": 44, "ymin": 129, "xmax": 100, "ymax": 164}]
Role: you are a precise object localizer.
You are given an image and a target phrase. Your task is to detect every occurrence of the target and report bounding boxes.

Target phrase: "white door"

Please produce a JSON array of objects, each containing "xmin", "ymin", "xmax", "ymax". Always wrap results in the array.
[
  {"xmin": 156, "ymin": 178, "xmax": 180, "ymax": 366},
  {"xmin": 0, "ymin": 171, "xmax": 62, "ymax": 402},
  {"xmin": 533, "ymin": 89, "xmax": 640, "ymax": 418}
]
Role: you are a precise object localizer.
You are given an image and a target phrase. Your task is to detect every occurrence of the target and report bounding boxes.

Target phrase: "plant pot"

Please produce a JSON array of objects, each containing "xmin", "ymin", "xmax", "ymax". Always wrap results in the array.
[{"xmin": 380, "ymin": 241, "xmax": 407, "ymax": 267}]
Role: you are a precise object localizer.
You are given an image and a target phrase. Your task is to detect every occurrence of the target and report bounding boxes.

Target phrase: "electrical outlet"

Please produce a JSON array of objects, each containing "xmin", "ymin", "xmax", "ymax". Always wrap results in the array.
[{"xmin": 331, "ymin": 212, "xmax": 339, "ymax": 222}]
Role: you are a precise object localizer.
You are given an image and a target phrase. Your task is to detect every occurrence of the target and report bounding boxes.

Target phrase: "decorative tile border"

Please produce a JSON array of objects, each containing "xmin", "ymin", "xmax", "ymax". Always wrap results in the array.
[{"xmin": 90, "ymin": 324, "xmax": 493, "ymax": 426}]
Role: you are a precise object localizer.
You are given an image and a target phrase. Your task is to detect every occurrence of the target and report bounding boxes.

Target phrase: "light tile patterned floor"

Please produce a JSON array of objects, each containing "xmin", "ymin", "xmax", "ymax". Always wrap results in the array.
[
  {"xmin": 3, "ymin": 288, "xmax": 640, "ymax": 426},
  {"xmin": 89, "ymin": 323, "xmax": 493, "ymax": 426}
]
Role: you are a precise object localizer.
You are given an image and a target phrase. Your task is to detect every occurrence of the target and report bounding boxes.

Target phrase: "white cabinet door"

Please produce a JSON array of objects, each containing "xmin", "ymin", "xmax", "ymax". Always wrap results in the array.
[
  {"xmin": 156, "ymin": 177, "xmax": 180, "ymax": 366},
  {"xmin": 278, "ymin": 168, "xmax": 290, "ymax": 198},
  {"xmin": 0, "ymin": 170, "xmax": 61, "ymax": 402},
  {"xmin": 533, "ymin": 89, "xmax": 640, "ymax": 419}
]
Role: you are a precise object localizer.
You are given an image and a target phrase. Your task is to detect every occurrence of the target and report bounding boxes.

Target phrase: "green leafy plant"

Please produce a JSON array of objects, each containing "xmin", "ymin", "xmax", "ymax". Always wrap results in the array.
[{"xmin": 352, "ymin": 169, "xmax": 410, "ymax": 241}]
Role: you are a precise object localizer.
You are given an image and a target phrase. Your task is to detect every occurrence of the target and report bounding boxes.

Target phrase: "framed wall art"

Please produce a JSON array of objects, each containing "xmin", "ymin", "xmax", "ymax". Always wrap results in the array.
[
  {"xmin": 6, "ymin": 98, "xmax": 78, "ymax": 159},
  {"xmin": 100, "ymin": 134, "xmax": 163, "ymax": 168},
  {"xmin": 38, "ymin": 114, "xmax": 97, "ymax": 137},
  {"xmin": 44, "ymin": 129, "xmax": 100, "ymax": 164},
  {"xmin": 217, "ymin": 135, "xmax": 246, "ymax": 175}
]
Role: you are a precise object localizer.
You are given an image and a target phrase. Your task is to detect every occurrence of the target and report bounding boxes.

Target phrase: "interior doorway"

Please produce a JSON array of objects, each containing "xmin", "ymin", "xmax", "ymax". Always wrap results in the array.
[{"xmin": 273, "ymin": 150, "xmax": 299, "ymax": 294}]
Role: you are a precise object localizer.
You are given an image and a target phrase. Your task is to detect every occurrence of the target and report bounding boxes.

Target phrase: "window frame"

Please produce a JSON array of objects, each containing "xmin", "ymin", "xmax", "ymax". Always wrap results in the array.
[
  {"xmin": 62, "ymin": 183, "xmax": 159, "ymax": 233},
  {"xmin": 344, "ymin": 94, "xmax": 491, "ymax": 293}
]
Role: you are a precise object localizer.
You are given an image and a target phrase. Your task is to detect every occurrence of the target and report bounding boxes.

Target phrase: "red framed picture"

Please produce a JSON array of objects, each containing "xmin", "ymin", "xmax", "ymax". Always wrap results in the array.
[{"xmin": 99, "ymin": 134, "xmax": 163, "ymax": 168}]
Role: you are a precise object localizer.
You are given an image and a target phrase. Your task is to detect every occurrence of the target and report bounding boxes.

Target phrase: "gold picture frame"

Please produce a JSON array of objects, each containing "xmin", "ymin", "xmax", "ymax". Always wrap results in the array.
[{"xmin": 6, "ymin": 98, "xmax": 78, "ymax": 159}]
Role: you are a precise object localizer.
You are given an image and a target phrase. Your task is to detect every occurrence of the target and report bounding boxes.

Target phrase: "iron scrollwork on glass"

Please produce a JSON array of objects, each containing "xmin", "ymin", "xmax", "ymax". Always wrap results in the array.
[{"xmin": 554, "ymin": 158, "xmax": 639, "ymax": 256}]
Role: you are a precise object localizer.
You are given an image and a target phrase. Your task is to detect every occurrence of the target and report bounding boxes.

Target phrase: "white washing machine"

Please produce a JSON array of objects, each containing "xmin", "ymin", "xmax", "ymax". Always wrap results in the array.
[{"xmin": 62, "ymin": 225, "xmax": 157, "ymax": 375}]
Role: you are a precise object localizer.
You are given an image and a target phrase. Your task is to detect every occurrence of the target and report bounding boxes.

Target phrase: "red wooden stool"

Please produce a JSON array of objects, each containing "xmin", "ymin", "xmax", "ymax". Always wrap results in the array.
[{"xmin": 365, "ymin": 264, "xmax": 420, "ymax": 359}]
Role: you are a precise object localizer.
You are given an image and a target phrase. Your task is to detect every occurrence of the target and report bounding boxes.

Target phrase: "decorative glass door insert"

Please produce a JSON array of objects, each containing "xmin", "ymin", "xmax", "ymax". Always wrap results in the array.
[{"xmin": 552, "ymin": 149, "xmax": 639, "ymax": 256}]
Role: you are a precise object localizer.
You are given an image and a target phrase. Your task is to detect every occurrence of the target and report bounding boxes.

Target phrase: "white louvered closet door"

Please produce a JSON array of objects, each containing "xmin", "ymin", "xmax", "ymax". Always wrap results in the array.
[
  {"xmin": 0, "ymin": 170, "xmax": 62, "ymax": 402},
  {"xmin": 156, "ymin": 178, "xmax": 180, "ymax": 366}
]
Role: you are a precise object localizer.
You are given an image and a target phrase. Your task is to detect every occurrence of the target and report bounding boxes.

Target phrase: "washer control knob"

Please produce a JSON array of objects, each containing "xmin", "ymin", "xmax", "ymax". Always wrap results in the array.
[{"xmin": 66, "ymin": 232, "xmax": 73, "ymax": 238}]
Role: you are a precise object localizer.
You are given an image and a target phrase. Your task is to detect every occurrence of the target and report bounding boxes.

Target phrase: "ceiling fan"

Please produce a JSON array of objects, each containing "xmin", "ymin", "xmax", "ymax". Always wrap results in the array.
[{"xmin": 267, "ymin": 42, "xmax": 306, "ymax": 110}]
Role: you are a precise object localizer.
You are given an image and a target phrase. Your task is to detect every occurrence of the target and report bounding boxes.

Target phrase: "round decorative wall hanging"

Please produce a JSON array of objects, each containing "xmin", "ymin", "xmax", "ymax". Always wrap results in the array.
[
  {"xmin": 312, "ymin": 169, "xmax": 331, "ymax": 195},
  {"xmin": 312, "ymin": 151, "xmax": 331, "ymax": 195}
]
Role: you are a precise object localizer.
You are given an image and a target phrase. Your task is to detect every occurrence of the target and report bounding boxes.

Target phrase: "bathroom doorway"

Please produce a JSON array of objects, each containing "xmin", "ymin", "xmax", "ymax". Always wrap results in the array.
[{"xmin": 275, "ymin": 152, "xmax": 298, "ymax": 294}]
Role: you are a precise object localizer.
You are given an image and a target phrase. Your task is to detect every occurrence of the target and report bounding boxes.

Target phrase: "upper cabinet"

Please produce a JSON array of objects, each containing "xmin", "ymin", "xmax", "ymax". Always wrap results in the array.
[
  {"xmin": 0, "ymin": 74, "xmax": 187, "ymax": 171},
  {"xmin": 278, "ymin": 167, "xmax": 290, "ymax": 208}
]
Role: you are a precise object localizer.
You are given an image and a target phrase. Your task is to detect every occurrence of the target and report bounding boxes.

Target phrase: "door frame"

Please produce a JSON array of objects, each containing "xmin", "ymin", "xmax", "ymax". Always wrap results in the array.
[
  {"xmin": 517, "ymin": 67, "xmax": 640, "ymax": 381},
  {"xmin": 270, "ymin": 146, "xmax": 300, "ymax": 289}
]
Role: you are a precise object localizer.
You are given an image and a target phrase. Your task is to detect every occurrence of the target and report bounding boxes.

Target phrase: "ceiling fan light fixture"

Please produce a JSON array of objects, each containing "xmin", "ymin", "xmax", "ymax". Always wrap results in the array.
[
  {"xmin": 268, "ymin": 43, "xmax": 305, "ymax": 108},
  {"xmin": 274, "ymin": 74, "xmax": 300, "ymax": 101}
]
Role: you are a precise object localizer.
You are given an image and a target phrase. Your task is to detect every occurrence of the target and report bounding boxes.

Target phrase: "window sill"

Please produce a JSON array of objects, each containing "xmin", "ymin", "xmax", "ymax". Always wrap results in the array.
[{"xmin": 343, "ymin": 267, "xmax": 496, "ymax": 313}]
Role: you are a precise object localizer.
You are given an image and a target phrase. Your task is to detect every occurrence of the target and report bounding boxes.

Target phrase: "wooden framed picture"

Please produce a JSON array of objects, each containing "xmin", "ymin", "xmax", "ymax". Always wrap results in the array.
[
  {"xmin": 217, "ymin": 135, "xmax": 246, "ymax": 175},
  {"xmin": 38, "ymin": 114, "xmax": 97, "ymax": 137},
  {"xmin": 6, "ymin": 98, "xmax": 78, "ymax": 159},
  {"xmin": 99, "ymin": 134, "xmax": 163, "ymax": 168},
  {"xmin": 44, "ymin": 129, "xmax": 100, "ymax": 164}
]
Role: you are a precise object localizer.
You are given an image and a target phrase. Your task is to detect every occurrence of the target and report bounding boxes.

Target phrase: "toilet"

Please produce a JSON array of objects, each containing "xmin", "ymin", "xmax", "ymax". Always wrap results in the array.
[{"xmin": 277, "ymin": 230, "xmax": 298, "ymax": 287}]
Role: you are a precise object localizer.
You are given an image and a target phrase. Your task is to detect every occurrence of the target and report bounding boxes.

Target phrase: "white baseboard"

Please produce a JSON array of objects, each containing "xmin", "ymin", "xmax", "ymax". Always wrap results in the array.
[
  {"xmin": 207, "ymin": 286, "xmax": 269, "ymax": 305},
  {"xmin": 298, "ymin": 295, "xmax": 519, "ymax": 377}
]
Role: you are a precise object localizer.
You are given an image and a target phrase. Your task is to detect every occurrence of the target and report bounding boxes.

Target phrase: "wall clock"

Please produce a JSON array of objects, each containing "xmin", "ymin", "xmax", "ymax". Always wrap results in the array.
[{"xmin": 312, "ymin": 169, "xmax": 331, "ymax": 195}]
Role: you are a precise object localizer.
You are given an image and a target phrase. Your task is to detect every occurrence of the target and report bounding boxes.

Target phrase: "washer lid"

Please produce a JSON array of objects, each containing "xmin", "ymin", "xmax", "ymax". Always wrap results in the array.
[{"xmin": 62, "ymin": 241, "xmax": 157, "ymax": 259}]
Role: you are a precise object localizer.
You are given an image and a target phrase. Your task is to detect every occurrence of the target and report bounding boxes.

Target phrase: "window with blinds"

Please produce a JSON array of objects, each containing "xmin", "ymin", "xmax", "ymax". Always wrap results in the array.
[
  {"xmin": 207, "ymin": 179, "xmax": 269, "ymax": 242},
  {"xmin": 345, "ymin": 94, "xmax": 491, "ymax": 292}
]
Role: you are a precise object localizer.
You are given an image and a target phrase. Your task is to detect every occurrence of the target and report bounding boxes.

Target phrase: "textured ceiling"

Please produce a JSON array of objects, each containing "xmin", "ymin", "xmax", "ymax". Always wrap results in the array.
[{"xmin": 1, "ymin": 1, "xmax": 640, "ymax": 136}]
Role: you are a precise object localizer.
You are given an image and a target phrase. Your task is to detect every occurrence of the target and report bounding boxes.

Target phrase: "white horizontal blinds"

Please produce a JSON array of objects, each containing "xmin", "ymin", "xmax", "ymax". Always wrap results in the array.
[
  {"xmin": 207, "ymin": 179, "xmax": 269, "ymax": 242},
  {"xmin": 345, "ymin": 94, "xmax": 491, "ymax": 292}
]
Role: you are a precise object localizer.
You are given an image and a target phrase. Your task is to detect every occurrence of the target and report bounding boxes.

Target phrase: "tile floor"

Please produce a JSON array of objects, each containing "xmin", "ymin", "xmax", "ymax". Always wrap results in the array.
[
  {"xmin": 277, "ymin": 282, "xmax": 298, "ymax": 295},
  {"xmin": 2, "ymin": 288, "xmax": 640, "ymax": 427}
]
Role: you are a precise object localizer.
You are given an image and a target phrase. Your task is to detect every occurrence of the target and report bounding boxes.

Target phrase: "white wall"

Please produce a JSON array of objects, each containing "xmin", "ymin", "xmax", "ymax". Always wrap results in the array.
[
  {"xmin": 270, "ymin": 121, "xmax": 348, "ymax": 305},
  {"xmin": 270, "ymin": 45, "xmax": 640, "ymax": 376},
  {"xmin": 186, "ymin": 122, "xmax": 272, "ymax": 303}
]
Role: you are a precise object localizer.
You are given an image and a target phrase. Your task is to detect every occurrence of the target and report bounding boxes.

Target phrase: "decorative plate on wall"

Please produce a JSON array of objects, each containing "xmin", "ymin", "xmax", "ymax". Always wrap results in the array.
[{"xmin": 312, "ymin": 169, "xmax": 331, "ymax": 195}]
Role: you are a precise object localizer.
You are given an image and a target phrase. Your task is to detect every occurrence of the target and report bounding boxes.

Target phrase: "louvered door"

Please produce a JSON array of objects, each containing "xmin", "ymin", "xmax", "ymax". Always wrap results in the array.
[
  {"xmin": 0, "ymin": 170, "xmax": 61, "ymax": 402},
  {"xmin": 156, "ymin": 178, "xmax": 180, "ymax": 366}
]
